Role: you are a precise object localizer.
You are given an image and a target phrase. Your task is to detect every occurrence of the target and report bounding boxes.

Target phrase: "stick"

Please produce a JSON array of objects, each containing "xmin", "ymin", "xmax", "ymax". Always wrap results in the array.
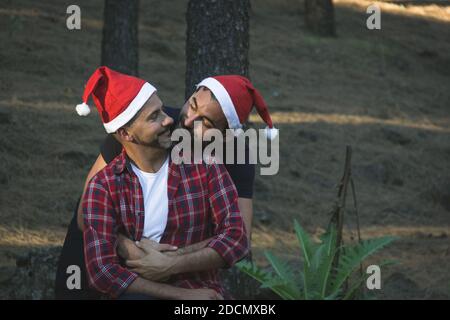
[
  {"xmin": 326, "ymin": 146, "xmax": 353, "ymax": 296},
  {"xmin": 351, "ymin": 177, "xmax": 364, "ymax": 297},
  {"xmin": 330, "ymin": 146, "xmax": 352, "ymax": 265}
]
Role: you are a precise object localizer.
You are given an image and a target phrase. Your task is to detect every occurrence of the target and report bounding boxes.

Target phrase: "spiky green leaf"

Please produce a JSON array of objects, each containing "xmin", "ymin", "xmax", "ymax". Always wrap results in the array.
[{"xmin": 329, "ymin": 236, "xmax": 396, "ymax": 294}]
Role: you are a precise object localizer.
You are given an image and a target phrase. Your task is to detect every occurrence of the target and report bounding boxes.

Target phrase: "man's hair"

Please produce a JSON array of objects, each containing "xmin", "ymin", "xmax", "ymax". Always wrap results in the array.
[
  {"xmin": 210, "ymin": 90, "xmax": 218, "ymax": 103},
  {"xmin": 196, "ymin": 86, "xmax": 228, "ymax": 129},
  {"xmin": 112, "ymin": 103, "xmax": 146, "ymax": 141},
  {"xmin": 120, "ymin": 102, "xmax": 147, "ymax": 130}
]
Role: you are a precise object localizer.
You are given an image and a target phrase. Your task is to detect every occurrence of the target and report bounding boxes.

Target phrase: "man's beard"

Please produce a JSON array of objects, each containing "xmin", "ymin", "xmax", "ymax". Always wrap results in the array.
[
  {"xmin": 177, "ymin": 119, "xmax": 225, "ymax": 151},
  {"xmin": 134, "ymin": 128, "xmax": 172, "ymax": 149},
  {"xmin": 177, "ymin": 114, "xmax": 188, "ymax": 130}
]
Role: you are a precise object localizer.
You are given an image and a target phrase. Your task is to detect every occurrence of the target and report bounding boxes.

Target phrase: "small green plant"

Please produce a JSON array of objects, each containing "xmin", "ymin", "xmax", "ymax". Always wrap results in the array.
[{"xmin": 237, "ymin": 220, "xmax": 396, "ymax": 300}]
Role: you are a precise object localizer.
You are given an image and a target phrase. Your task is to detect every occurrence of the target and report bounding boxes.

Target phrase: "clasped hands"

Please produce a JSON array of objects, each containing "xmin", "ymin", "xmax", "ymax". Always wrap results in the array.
[
  {"xmin": 116, "ymin": 234, "xmax": 224, "ymax": 300},
  {"xmin": 117, "ymin": 234, "xmax": 179, "ymax": 281}
]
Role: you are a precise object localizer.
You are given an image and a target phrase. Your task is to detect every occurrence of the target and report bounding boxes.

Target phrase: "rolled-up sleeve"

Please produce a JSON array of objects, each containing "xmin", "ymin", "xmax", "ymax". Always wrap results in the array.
[
  {"xmin": 82, "ymin": 176, "xmax": 138, "ymax": 298},
  {"xmin": 206, "ymin": 163, "xmax": 249, "ymax": 267}
]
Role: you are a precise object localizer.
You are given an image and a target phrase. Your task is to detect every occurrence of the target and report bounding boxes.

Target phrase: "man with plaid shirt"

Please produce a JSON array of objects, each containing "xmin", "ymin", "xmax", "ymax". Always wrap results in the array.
[{"xmin": 78, "ymin": 67, "xmax": 248, "ymax": 299}]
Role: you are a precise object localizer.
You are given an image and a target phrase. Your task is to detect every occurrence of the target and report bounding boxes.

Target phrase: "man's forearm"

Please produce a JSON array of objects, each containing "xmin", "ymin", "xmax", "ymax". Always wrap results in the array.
[
  {"xmin": 171, "ymin": 247, "xmax": 226, "ymax": 275},
  {"xmin": 165, "ymin": 238, "xmax": 212, "ymax": 256},
  {"xmin": 238, "ymin": 197, "xmax": 253, "ymax": 244},
  {"xmin": 119, "ymin": 236, "xmax": 212, "ymax": 261},
  {"xmin": 126, "ymin": 277, "xmax": 183, "ymax": 300}
]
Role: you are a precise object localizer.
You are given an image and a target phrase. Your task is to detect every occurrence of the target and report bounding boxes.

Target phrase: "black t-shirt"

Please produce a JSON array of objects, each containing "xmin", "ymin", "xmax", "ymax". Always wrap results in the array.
[{"xmin": 100, "ymin": 106, "xmax": 255, "ymax": 199}]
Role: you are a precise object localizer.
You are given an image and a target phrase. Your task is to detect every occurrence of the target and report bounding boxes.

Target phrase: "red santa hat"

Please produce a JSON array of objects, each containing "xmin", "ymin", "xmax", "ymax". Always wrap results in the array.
[
  {"xmin": 75, "ymin": 66, "xmax": 157, "ymax": 133},
  {"xmin": 196, "ymin": 75, "xmax": 278, "ymax": 140}
]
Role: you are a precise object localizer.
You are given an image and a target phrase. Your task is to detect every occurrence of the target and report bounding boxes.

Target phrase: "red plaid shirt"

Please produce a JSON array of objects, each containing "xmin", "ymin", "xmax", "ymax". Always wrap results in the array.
[{"xmin": 82, "ymin": 150, "xmax": 248, "ymax": 299}]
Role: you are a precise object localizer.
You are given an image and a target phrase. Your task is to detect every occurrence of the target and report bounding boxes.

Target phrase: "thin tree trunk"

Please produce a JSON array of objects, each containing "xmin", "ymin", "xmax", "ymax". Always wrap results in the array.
[
  {"xmin": 101, "ymin": 0, "xmax": 139, "ymax": 76},
  {"xmin": 185, "ymin": 0, "xmax": 250, "ymax": 98}
]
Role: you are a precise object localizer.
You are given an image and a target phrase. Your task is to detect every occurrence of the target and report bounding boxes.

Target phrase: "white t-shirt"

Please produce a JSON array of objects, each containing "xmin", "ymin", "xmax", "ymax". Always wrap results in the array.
[{"xmin": 131, "ymin": 157, "xmax": 169, "ymax": 243}]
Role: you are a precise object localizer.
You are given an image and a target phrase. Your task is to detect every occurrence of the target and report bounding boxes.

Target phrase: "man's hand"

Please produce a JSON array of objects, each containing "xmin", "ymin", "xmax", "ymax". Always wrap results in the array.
[
  {"xmin": 118, "ymin": 236, "xmax": 177, "ymax": 260},
  {"xmin": 117, "ymin": 234, "xmax": 145, "ymax": 260},
  {"xmin": 126, "ymin": 239, "xmax": 178, "ymax": 281},
  {"xmin": 178, "ymin": 288, "xmax": 224, "ymax": 300}
]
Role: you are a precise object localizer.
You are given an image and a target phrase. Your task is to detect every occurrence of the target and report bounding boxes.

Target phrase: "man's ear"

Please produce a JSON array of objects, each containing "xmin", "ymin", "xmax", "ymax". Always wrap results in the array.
[{"xmin": 116, "ymin": 127, "xmax": 134, "ymax": 142}]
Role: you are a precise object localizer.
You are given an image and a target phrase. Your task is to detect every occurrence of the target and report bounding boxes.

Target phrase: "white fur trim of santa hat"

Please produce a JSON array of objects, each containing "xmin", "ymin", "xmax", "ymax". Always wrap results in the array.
[
  {"xmin": 103, "ymin": 82, "xmax": 156, "ymax": 133},
  {"xmin": 196, "ymin": 77, "xmax": 242, "ymax": 130}
]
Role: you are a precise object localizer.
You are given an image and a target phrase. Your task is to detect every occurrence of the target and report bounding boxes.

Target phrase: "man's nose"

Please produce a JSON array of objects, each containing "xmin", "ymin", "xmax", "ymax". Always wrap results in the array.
[
  {"xmin": 162, "ymin": 115, "xmax": 174, "ymax": 127},
  {"xmin": 184, "ymin": 114, "xmax": 198, "ymax": 128}
]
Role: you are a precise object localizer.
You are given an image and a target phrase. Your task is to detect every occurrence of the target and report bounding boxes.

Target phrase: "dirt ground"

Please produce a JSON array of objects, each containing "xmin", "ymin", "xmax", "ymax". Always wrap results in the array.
[{"xmin": 0, "ymin": 0, "xmax": 449, "ymax": 299}]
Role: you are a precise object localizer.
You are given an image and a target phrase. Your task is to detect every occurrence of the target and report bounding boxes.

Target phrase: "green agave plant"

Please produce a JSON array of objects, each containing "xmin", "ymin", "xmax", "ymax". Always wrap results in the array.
[{"xmin": 237, "ymin": 220, "xmax": 396, "ymax": 300}]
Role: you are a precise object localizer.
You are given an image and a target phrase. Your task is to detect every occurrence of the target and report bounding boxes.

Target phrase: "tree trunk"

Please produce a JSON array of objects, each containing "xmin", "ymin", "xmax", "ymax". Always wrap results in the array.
[
  {"xmin": 305, "ymin": 0, "xmax": 335, "ymax": 37},
  {"xmin": 185, "ymin": 0, "xmax": 250, "ymax": 99},
  {"xmin": 101, "ymin": 0, "xmax": 139, "ymax": 76}
]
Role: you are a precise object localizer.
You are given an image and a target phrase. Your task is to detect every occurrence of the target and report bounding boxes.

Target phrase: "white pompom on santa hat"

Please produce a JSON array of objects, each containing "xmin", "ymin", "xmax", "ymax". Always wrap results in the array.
[
  {"xmin": 196, "ymin": 75, "xmax": 278, "ymax": 140},
  {"xmin": 75, "ymin": 66, "xmax": 157, "ymax": 133}
]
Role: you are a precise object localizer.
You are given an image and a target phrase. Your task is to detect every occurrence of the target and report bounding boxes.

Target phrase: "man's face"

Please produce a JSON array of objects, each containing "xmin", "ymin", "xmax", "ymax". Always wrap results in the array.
[
  {"xmin": 179, "ymin": 87, "xmax": 228, "ymax": 138},
  {"xmin": 123, "ymin": 93, "xmax": 174, "ymax": 149}
]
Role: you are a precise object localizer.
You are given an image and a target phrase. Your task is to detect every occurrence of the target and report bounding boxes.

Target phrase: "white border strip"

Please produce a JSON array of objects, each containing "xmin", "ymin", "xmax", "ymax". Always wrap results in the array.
[
  {"xmin": 103, "ymin": 82, "xmax": 156, "ymax": 133},
  {"xmin": 196, "ymin": 77, "xmax": 242, "ymax": 129}
]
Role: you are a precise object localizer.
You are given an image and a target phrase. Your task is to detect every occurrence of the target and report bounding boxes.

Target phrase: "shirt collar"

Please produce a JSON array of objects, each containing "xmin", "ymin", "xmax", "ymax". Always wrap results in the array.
[
  {"xmin": 113, "ymin": 149, "xmax": 133, "ymax": 175},
  {"xmin": 113, "ymin": 149, "xmax": 176, "ymax": 176}
]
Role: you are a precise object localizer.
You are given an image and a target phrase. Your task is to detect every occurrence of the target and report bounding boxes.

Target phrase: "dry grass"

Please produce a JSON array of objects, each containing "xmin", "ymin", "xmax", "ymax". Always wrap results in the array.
[
  {"xmin": 0, "ymin": 226, "xmax": 64, "ymax": 248},
  {"xmin": 250, "ymin": 112, "xmax": 450, "ymax": 131},
  {"xmin": 338, "ymin": 0, "xmax": 450, "ymax": 23}
]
